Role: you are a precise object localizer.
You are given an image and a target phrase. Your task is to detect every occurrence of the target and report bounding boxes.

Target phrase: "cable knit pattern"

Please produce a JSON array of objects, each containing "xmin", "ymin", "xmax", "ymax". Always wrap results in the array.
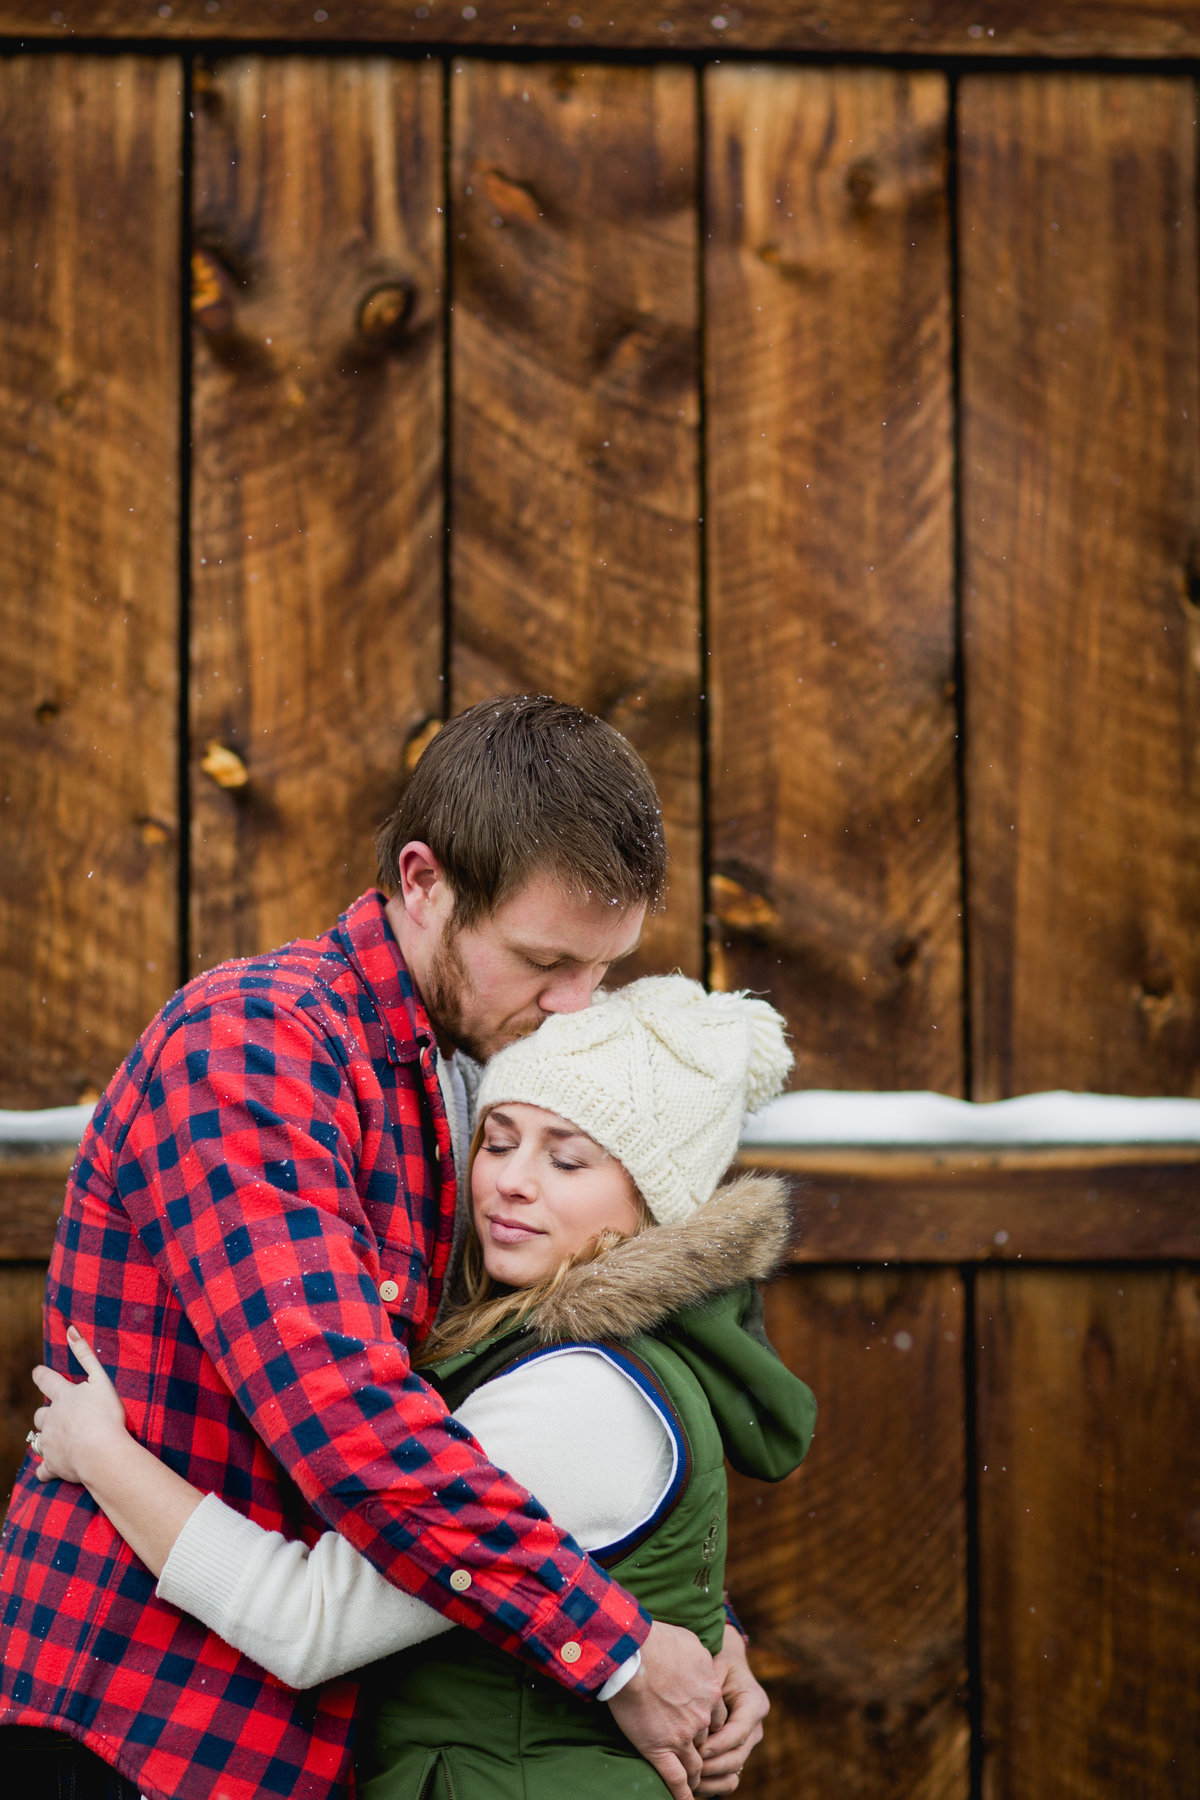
[{"xmin": 477, "ymin": 975, "xmax": 792, "ymax": 1225}]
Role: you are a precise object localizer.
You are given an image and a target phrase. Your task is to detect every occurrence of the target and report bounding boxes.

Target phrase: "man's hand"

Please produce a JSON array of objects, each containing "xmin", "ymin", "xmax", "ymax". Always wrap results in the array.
[
  {"xmin": 608, "ymin": 1618, "xmax": 724, "ymax": 1800},
  {"xmin": 695, "ymin": 1623, "xmax": 771, "ymax": 1795}
]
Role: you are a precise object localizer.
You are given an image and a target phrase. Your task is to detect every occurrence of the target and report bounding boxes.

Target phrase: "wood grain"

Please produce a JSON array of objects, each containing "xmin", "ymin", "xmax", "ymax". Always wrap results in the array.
[
  {"xmin": 727, "ymin": 1268, "xmax": 968, "ymax": 1800},
  {"xmin": 959, "ymin": 76, "xmax": 1200, "ymax": 1099},
  {"xmin": 9, "ymin": 2, "xmax": 1200, "ymax": 58},
  {"xmin": 0, "ymin": 1266, "xmax": 49, "ymax": 1523},
  {"xmin": 0, "ymin": 1145, "xmax": 74, "ymax": 1262},
  {"xmin": 449, "ymin": 61, "xmax": 701, "ymax": 979},
  {"xmin": 742, "ymin": 1147, "xmax": 1200, "ymax": 1263},
  {"xmin": 977, "ymin": 1268, "xmax": 1200, "ymax": 1798},
  {"xmin": 706, "ymin": 67, "xmax": 960, "ymax": 1090},
  {"xmin": 0, "ymin": 56, "xmax": 181, "ymax": 1110},
  {"xmin": 190, "ymin": 56, "xmax": 444, "ymax": 967}
]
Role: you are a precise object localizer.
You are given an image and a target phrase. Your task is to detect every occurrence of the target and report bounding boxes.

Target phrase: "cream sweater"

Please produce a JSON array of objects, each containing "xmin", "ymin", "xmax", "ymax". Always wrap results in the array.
[{"xmin": 157, "ymin": 1345, "xmax": 674, "ymax": 1690}]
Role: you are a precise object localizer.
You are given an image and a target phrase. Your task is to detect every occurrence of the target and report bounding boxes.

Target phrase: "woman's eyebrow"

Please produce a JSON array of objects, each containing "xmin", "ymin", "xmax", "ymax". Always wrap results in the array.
[{"xmin": 542, "ymin": 1125, "xmax": 596, "ymax": 1146}]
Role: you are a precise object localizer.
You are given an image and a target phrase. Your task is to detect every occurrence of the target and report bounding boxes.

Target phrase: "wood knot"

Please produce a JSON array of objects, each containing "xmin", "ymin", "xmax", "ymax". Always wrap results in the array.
[
  {"xmin": 477, "ymin": 165, "xmax": 543, "ymax": 225},
  {"xmin": 709, "ymin": 873, "xmax": 780, "ymax": 934},
  {"xmin": 201, "ymin": 742, "xmax": 249, "ymax": 790},
  {"xmin": 357, "ymin": 283, "xmax": 414, "ymax": 347},
  {"xmin": 846, "ymin": 158, "xmax": 878, "ymax": 208},
  {"xmin": 1137, "ymin": 953, "xmax": 1176, "ymax": 1027},
  {"xmin": 404, "ymin": 717, "xmax": 442, "ymax": 771},
  {"xmin": 191, "ymin": 248, "xmax": 235, "ymax": 334}
]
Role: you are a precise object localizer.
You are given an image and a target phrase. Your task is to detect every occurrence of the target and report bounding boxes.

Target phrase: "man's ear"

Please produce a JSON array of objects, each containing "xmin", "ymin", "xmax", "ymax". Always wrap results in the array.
[{"xmin": 395, "ymin": 842, "xmax": 450, "ymax": 928}]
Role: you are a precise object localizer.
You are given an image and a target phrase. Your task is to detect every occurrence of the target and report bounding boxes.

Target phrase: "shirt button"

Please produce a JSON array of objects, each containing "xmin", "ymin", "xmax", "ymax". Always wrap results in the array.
[
  {"xmin": 560, "ymin": 1641, "xmax": 582, "ymax": 1665},
  {"xmin": 449, "ymin": 1569, "xmax": 472, "ymax": 1592},
  {"xmin": 379, "ymin": 1279, "xmax": 400, "ymax": 1304}
]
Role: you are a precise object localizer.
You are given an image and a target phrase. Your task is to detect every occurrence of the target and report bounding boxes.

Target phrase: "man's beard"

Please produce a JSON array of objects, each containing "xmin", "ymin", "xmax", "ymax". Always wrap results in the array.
[{"xmin": 423, "ymin": 924, "xmax": 539, "ymax": 1063}]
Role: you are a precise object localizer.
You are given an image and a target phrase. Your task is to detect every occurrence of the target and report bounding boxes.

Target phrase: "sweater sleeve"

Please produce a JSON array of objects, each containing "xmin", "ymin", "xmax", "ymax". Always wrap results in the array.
[{"xmin": 157, "ymin": 1348, "xmax": 674, "ymax": 1689}]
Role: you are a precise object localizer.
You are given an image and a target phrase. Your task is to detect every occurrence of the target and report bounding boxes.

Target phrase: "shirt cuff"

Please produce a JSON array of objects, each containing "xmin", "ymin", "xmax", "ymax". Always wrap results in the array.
[{"xmin": 598, "ymin": 1650, "xmax": 642, "ymax": 1702}]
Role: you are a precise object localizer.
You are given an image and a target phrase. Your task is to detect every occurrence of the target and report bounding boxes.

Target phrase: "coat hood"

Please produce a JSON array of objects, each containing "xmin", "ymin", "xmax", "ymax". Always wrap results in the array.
[
  {"xmin": 523, "ymin": 1171, "xmax": 794, "ymax": 1343},
  {"xmin": 524, "ymin": 1171, "xmax": 815, "ymax": 1483}
]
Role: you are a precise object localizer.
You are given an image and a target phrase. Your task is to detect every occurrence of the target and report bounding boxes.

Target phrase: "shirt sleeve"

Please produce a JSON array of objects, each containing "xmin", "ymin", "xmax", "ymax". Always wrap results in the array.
[
  {"xmin": 115, "ymin": 994, "xmax": 651, "ymax": 1694},
  {"xmin": 156, "ymin": 1348, "xmax": 674, "ymax": 1689}
]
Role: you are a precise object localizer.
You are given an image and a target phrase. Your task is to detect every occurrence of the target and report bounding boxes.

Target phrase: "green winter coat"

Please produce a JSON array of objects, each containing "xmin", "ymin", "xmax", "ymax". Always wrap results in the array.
[{"xmin": 357, "ymin": 1173, "xmax": 816, "ymax": 1800}]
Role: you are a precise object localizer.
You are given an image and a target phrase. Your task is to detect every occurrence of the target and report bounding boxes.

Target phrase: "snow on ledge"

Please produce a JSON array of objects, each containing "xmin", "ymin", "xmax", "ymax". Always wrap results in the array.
[
  {"xmin": 2, "ymin": 1092, "xmax": 1200, "ymax": 1152},
  {"xmin": 0, "ymin": 1104, "xmax": 97, "ymax": 1146},
  {"xmin": 741, "ymin": 1090, "xmax": 1200, "ymax": 1148}
]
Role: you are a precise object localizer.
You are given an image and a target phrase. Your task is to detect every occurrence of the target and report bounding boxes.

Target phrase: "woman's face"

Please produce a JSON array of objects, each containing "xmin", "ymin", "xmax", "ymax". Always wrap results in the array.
[{"xmin": 471, "ymin": 1103, "xmax": 642, "ymax": 1289}]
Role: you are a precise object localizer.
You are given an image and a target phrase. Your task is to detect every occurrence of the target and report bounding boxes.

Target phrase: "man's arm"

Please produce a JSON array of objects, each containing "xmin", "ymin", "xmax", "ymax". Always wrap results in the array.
[
  {"xmin": 112, "ymin": 995, "xmax": 648, "ymax": 1692},
  {"xmin": 33, "ymin": 1334, "xmax": 692, "ymax": 1700}
]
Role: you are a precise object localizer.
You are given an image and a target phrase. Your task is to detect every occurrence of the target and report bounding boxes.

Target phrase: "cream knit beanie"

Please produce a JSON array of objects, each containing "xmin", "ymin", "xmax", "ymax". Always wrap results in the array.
[{"xmin": 475, "ymin": 975, "xmax": 792, "ymax": 1226}]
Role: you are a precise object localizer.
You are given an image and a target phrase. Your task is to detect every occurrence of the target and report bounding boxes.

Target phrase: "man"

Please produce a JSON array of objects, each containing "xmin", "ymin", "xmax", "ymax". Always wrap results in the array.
[{"xmin": 0, "ymin": 696, "xmax": 768, "ymax": 1800}]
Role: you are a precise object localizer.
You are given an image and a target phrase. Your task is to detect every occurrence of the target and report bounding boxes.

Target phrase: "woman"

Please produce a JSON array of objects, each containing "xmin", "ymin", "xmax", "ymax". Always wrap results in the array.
[{"xmin": 31, "ymin": 976, "xmax": 816, "ymax": 1800}]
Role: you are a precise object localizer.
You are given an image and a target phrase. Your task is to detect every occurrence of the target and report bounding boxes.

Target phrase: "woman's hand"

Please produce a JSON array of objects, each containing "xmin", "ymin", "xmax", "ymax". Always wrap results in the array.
[
  {"xmin": 694, "ymin": 1624, "xmax": 770, "ymax": 1794},
  {"xmin": 31, "ymin": 1325, "xmax": 129, "ymax": 1486},
  {"xmin": 30, "ymin": 1325, "xmax": 204, "ymax": 1577}
]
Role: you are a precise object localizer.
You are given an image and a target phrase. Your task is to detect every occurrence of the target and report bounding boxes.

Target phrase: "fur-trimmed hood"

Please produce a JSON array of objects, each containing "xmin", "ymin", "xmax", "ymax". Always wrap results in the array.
[{"xmin": 521, "ymin": 1170, "xmax": 794, "ymax": 1346}]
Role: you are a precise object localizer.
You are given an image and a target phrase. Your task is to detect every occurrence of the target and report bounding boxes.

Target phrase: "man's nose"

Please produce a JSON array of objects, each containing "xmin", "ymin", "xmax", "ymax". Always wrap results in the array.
[{"xmin": 539, "ymin": 968, "xmax": 597, "ymax": 1014}]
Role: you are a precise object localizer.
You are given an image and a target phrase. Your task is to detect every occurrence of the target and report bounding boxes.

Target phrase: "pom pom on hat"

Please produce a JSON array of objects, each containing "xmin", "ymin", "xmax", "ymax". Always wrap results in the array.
[{"xmin": 476, "ymin": 975, "xmax": 792, "ymax": 1226}]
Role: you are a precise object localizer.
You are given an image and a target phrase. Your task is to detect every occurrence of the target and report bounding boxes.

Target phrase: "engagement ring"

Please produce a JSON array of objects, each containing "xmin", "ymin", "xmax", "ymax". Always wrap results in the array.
[{"xmin": 25, "ymin": 1429, "xmax": 41, "ymax": 1456}]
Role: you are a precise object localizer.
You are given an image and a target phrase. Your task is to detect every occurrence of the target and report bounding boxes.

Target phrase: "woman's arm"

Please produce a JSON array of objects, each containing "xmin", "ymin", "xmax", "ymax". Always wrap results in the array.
[
  {"xmin": 31, "ymin": 1333, "xmax": 674, "ymax": 1690},
  {"xmin": 32, "ymin": 1325, "xmax": 205, "ymax": 1573}
]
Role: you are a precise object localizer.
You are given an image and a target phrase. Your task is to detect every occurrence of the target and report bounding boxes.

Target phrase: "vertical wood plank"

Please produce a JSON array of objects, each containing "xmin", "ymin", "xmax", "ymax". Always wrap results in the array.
[
  {"xmin": 450, "ymin": 61, "xmax": 701, "ymax": 980},
  {"xmin": 190, "ymin": 56, "xmax": 444, "ymax": 967},
  {"xmin": 706, "ymin": 67, "xmax": 961, "ymax": 1090},
  {"xmin": 0, "ymin": 1266, "xmax": 49, "ymax": 1518},
  {"xmin": 0, "ymin": 56, "xmax": 181, "ymax": 1106},
  {"xmin": 959, "ymin": 76, "xmax": 1200, "ymax": 1098},
  {"xmin": 727, "ymin": 1269, "xmax": 968, "ymax": 1800},
  {"xmin": 977, "ymin": 1268, "xmax": 1200, "ymax": 1798}
]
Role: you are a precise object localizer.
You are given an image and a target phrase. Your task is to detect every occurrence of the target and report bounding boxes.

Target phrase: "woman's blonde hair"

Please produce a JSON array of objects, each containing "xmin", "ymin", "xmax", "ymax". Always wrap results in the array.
[{"xmin": 415, "ymin": 1117, "xmax": 653, "ymax": 1366}]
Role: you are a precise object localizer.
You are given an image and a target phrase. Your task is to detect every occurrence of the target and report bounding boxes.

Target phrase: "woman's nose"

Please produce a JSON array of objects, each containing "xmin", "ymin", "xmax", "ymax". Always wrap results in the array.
[{"xmin": 495, "ymin": 1154, "xmax": 537, "ymax": 1201}]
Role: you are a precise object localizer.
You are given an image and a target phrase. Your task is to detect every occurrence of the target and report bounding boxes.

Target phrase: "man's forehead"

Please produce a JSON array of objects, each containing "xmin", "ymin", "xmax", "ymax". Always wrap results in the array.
[
  {"xmin": 505, "ymin": 916, "xmax": 643, "ymax": 961},
  {"xmin": 494, "ymin": 875, "xmax": 645, "ymax": 957}
]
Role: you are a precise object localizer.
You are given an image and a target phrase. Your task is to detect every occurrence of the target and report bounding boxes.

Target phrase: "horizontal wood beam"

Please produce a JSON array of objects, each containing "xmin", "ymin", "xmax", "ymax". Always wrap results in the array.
[
  {"xmin": 4, "ymin": 3, "xmax": 1200, "ymax": 60},
  {"xmin": 0, "ymin": 1148, "xmax": 75, "ymax": 1261},
  {"xmin": 4, "ymin": 1144, "xmax": 1198, "ymax": 1262},
  {"xmin": 743, "ymin": 1146, "xmax": 1200, "ymax": 1262}
]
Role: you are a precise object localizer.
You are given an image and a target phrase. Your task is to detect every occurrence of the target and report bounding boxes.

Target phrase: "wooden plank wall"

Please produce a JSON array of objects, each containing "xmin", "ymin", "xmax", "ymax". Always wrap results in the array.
[
  {"xmin": 0, "ymin": 41, "xmax": 1198, "ymax": 1800},
  {"xmin": 0, "ymin": 56, "xmax": 181, "ymax": 1110},
  {"xmin": 706, "ymin": 65, "xmax": 961, "ymax": 1092},
  {"xmin": 190, "ymin": 55, "xmax": 445, "ymax": 965},
  {"xmin": 449, "ymin": 58, "xmax": 702, "ymax": 980},
  {"xmin": 960, "ymin": 74, "xmax": 1200, "ymax": 1101}
]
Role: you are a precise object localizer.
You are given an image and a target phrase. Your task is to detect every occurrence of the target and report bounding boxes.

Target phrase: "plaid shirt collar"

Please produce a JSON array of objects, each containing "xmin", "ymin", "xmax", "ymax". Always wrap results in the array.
[{"xmin": 336, "ymin": 888, "xmax": 438, "ymax": 1067}]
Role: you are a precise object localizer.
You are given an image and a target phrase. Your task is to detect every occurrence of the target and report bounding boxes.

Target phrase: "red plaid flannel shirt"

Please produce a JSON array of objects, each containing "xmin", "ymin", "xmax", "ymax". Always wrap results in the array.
[{"xmin": 0, "ymin": 891, "xmax": 650, "ymax": 1800}]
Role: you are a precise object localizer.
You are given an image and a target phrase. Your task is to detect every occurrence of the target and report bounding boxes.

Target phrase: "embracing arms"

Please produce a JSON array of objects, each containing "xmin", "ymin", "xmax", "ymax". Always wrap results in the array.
[{"xmin": 34, "ymin": 1329, "xmax": 765, "ymax": 1796}]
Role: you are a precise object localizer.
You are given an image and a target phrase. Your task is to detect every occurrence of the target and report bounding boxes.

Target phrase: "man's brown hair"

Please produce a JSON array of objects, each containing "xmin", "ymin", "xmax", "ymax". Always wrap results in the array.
[{"xmin": 375, "ymin": 694, "xmax": 667, "ymax": 928}]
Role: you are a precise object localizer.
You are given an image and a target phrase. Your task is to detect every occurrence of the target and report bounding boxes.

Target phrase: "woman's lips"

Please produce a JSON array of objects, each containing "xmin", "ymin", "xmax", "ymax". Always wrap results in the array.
[{"xmin": 487, "ymin": 1216, "xmax": 543, "ymax": 1245}]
